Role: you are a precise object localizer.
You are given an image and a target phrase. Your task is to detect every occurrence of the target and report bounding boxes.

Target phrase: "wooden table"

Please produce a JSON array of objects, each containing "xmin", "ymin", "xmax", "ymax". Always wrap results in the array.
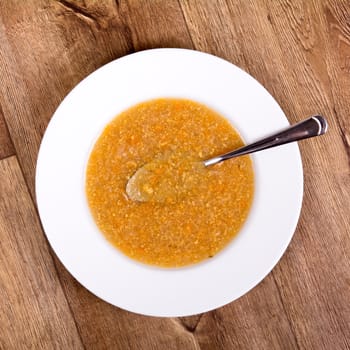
[{"xmin": 0, "ymin": 1, "xmax": 349, "ymax": 349}]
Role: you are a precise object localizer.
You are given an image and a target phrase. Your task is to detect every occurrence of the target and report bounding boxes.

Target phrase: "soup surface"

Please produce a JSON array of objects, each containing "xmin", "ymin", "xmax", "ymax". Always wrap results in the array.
[{"xmin": 86, "ymin": 98, "xmax": 254, "ymax": 267}]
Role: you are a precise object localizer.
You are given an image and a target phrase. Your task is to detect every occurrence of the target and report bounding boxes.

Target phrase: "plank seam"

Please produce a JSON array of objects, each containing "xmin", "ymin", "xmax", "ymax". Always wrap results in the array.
[
  {"xmin": 170, "ymin": 318, "xmax": 201, "ymax": 350},
  {"xmin": 333, "ymin": 107, "xmax": 350, "ymax": 170},
  {"xmin": 177, "ymin": 0, "xmax": 196, "ymax": 49},
  {"xmin": 0, "ymin": 103, "xmax": 15, "ymax": 161},
  {"xmin": 0, "ymin": 153, "xmax": 15, "ymax": 163},
  {"xmin": 177, "ymin": 314, "xmax": 204, "ymax": 334},
  {"xmin": 113, "ymin": 0, "xmax": 135, "ymax": 52}
]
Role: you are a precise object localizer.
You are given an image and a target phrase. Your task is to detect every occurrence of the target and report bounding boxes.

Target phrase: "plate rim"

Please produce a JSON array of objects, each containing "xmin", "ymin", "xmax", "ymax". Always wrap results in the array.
[{"xmin": 36, "ymin": 48, "xmax": 303, "ymax": 317}]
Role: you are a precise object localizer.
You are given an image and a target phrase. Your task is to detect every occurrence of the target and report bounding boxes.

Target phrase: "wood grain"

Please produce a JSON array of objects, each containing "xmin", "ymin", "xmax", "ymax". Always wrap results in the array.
[
  {"xmin": 180, "ymin": 1, "xmax": 350, "ymax": 349},
  {"xmin": 117, "ymin": 0, "xmax": 193, "ymax": 50},
  {"xmin": 0, "ymin": 106, "xmax": 14, "ymax": 160},
  {"xmin": 269, "ymin": 1, "xmax": 350, "ymax": 348},
  {"xmin": 0, "ymin": 0, "xmax": 349, "ymax": 349},
  {"xmin": 0, "ymin": 0, "xmax": 132, "ymax": 198},
  {"xmin": 0, "ymin": 156, "xmax": 83, "ymax": 349}
]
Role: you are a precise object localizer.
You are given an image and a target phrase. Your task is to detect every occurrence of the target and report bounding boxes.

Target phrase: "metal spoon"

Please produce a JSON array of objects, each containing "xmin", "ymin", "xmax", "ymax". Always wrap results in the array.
[
  {"xmin": 204, "ymin": 115, "xmax": 328, "ymax": 166},
  {"xmin": 126, "ymin": 115, "xmax": 328, "ymax": 201}
]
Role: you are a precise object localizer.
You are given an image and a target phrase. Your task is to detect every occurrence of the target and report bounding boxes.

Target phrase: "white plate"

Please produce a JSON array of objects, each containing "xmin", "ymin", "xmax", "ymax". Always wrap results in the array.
[{"xmin": 36, "ymin": 49, "xmax": 303, "ymax": 317}]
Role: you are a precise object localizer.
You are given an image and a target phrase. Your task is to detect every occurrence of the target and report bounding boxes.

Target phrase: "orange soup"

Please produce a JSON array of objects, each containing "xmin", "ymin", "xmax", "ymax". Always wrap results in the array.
[{"xmin": 86, "ymin": 98, "xmax": 254, "ymax": 267}]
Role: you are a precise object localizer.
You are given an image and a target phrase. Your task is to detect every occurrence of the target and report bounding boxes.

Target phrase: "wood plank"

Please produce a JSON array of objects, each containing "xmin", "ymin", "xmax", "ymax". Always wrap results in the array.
[
  {"xmin": 179, "ymin": 0, "xmax": 350, "ymax": 348},
  {"xmin": 0, "ymin": 0, "xmax": 133, "ymax": 199},
  {"xmin": 0, "ymin": 106, "xmax": 14, "ymax": 160},
  {"xmin": 0, "ymin": 156, "xmax": 84, "ymax": 349},
  {"xmin": 268, "ymin": 1, "xmax": 350, "ymax": 348},
  {"xmin": 0, "ymin": 1, "xmax": 200, "ymax": 349}
]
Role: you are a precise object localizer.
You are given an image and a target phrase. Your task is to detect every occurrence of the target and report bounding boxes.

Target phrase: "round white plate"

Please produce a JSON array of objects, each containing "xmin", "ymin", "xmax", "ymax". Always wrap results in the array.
[{"xmin": 36, "ymin": 48, "xmax": 303, "ymax": 317}]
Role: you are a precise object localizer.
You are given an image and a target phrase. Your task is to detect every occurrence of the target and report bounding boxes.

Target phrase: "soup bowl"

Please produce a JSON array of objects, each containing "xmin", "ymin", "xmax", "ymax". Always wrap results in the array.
[{"xmin": 36, "ymin": 48, "xmax": 303, "ymax": 317}]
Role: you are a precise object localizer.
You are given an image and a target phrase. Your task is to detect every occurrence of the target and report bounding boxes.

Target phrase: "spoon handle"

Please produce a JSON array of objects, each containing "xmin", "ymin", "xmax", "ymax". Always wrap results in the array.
[{"xmin": 204, "ymin": 115, "xmax": 328, "ymax": 166}]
